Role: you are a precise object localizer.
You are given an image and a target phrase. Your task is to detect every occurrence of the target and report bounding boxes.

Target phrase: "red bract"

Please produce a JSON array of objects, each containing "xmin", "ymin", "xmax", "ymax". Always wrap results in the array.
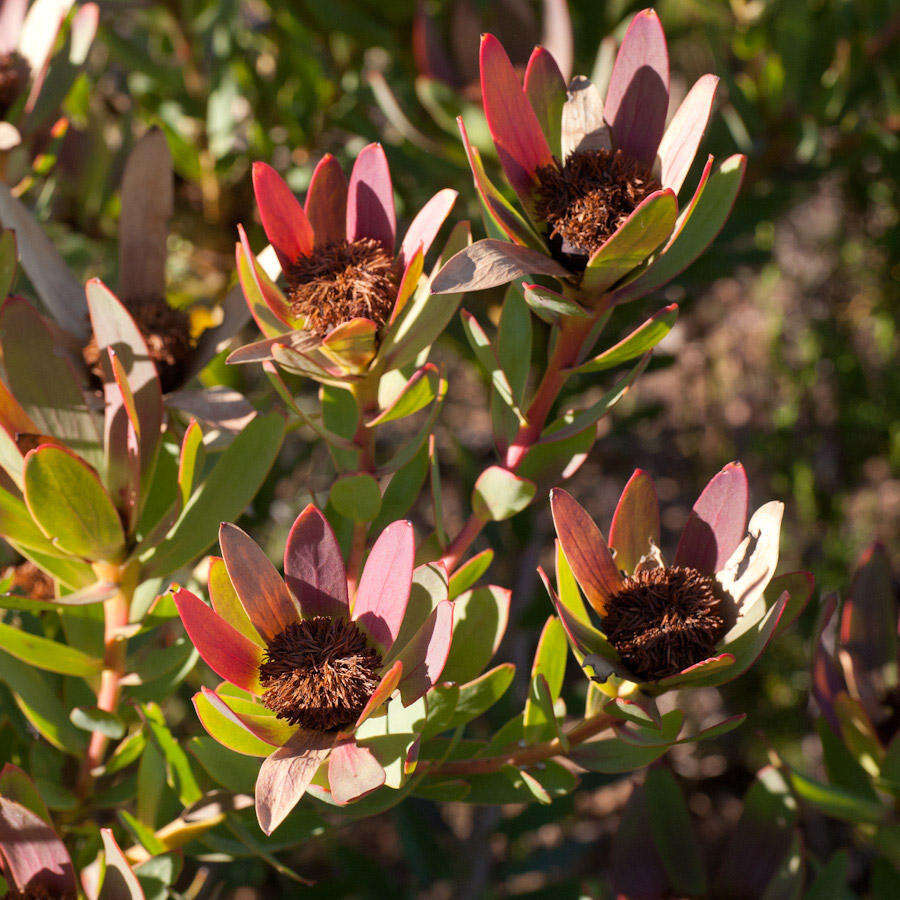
[
  {"xmin": 231, "ymin": 144, "xmax": 461, "ymax": 382},
  {"xmin": 812, "ymin": 542, "xmax": 896, "ymax": 742},
  {"xmin": 432, "ymin": 9, "xmax": 746, "ymax": 313},
  {"xmin": 542, "ymin": 463, "xmax": 813, "ymax": 694},
  {"xmin": 175, "ymin": 505, "xmax": 454, "ymax": 834}
]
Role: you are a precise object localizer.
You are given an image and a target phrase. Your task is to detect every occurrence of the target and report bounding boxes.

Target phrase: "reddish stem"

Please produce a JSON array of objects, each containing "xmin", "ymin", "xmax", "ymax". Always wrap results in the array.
[
  {"xmin": 439, "ymin": 313, "xmax": 598, "ymax": 575},
  {"xmin": 428, "ymin": 711, "xmax": 615, "ymax": 778},
  {"xmin": 77, "ymin": 562, "xmax": 136, "ymax": 797}
]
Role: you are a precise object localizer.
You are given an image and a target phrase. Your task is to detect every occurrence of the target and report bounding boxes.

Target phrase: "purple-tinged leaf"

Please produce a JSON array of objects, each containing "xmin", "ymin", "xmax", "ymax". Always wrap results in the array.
[
  {"xmin": 550, "ymin": 488, "xmax": 623, "ymax": 614},
  {"xmin": 235, "ymin": 226, "xmax": 298, "ymax": 335},
  {"xmin": 305, "ymin": 153, "xmax": 347, "ymax": 248},
  {"xmin": 524, "ymin": 47, "xmax": 567, "ymax": 158},
  {"xmin": 399, "ymin": 188, "xmax": 457, "ymax": 267},
  {"xmin": 220, "ymin": 523, "xmax": 300, "ymax": 643},
  {"xmin": 328, "ymin": 740, "xmax": 385, "ymax": 805},
  {"xmin": 432, "ymin": 238, "xmax": 569, "ymax": 294},
  {"xmin": 674, "ymin": 461, "xmax": 749, "ymax": 575},
  {"xmin": 352, "ymin": 520, "xmax": 414, "ymax": 654},
  {"xmin": 86, "ymin": 279, "xmax": 163, "ymax": 490},
  {"xmin": 252, "ymin": 162, "xmax": 313, "ymax": 267},
  {"xmin": 458, "ymin": 118, "xmax": 545, "ymax": 251},
  {"xmin": 173, "ymin": 588, "xmax": 263, "ymax": 694},
  {"xmin": 284, "ymin": 504, "xmax": 349, "ymax": 619},
  {"xmin": 480, "ymin": 33, "xmax": 556, "ymax": 213},
  {"xmin": 395, "ymin": 600, "xmax": 453, "ymax": 705},
  {"xmin": 608, "ymin": 469, "xmax": 660, "ymax": 574},
  {"xmin": 117, "ymin": 128, "xmax": 172, "ymax": 308},
  {"xmin": 346, "ymin": 143, "xmax": 396, "ymax": 254},
  {"xmin": 0, "ymin": 798, "xmax": 76, "ymax": 898},
  {"xmin": 657, "ymin": 74, "xmax": 719, "ymax": 195},
  {"xmin": 603, "ymin": 8, "xmax": 669, "ymax": 166},
  {"xmin": 256, "ymin": 730, "xmax": 336, "ymax": 834}
]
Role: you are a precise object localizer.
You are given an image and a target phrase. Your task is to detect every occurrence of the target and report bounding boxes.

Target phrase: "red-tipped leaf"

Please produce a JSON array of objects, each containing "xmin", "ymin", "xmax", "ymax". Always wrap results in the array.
[
  {"xmin": 657, "ymin": 74, "xmax": 719, "ymax": 194},
  {"xmin": 608, "ymin": 470, "xmax": 660, "ymax": 574},
  {"xmin": 603, "ymin": 8, "xmax": 669, "ymax": 166},
  {"xmin": 305, "ymin": 153, "xmax": 348, "ymax": 247},
  {"xmin": 399, "ymin": 188, "xmax": 457, "ymax": 266},
  {"xmin": 252, "ymin": 162, "xmax": 314, "ymax": 266},
  {"xmin": 346, "ymin": 143, "xmax": 396, "ymax": 253},
  {"xmin": 284, "ymin": 504, "xmax": 349, "ymax": 618}
]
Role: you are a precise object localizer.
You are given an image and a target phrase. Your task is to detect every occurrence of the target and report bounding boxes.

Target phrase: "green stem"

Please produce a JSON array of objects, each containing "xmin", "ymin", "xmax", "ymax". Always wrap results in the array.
[{"xmin": 346, "ymin": 377, "xmax": 379, "ymax": 599}]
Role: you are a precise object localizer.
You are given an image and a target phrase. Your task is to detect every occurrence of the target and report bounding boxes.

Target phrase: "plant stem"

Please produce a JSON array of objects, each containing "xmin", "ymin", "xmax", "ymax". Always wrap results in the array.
[
  {"xmin": 427, "ymin": 711, "xmax": 615, "ymax": 778},
  {"xmin": 77, "ymin": 561, "xmax": 138, "ymax": 798},
  {"xmin": 439, "ymin": 311, "xmax": 599, "ymax": 574},
  {"xmin": 346, "ymin": 377, "xmax": 379, "ymax": 599}
]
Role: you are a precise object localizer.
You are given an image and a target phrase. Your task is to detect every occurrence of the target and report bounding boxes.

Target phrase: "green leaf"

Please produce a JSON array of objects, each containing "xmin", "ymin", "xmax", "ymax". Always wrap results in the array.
[
  {"xmin": 523, "ymin": 617, "xmax": 568, "ymax": 742},
  {"xmin": 101, "ymin": 731, "xmax": 147, "ymax": 777},
  {"xmin": 0, "ymin": 298, "xmax": 102, "ymax": 469},
  {"xmin": 460, "ymin": 311, "xmax": 526, "ymax": 424},
  {"xmin": 612, "ymin": 155, "xmax": 747, "ymax": 305},
  {"xmin": 0, "ymin": 763, "xmax": 51, "ymax": 824},
  {"xmin": 24, "ymin": 445, "xmax": 126, "ymax": 562},
  {"xmin": 192, "ymin": 690, "xmax": 273, "ymax": 757},
  {"xmin": 0, "ymin": 485, "xmax": 69, "ymax": 558},
  {"xmin": 522, "ymin": 283, "xmax": 591, "ymax": 325},
  {"xmin": 328, "ymin": 473, "xmax": 382, "ymax": 523},
  {"xmin": 491, "ymin": 286, "xmax": 532, "ymax": 447},
  {"xmin": 462, "ymin": 760, "xmax": 576, "ymax": 804},
  {"xmin": 370, "ymin": 442, "xmax": 428, "ymax": 535},
  {"xmin": 787, "ymin": 768, "xmax": 886, "ymax": 824},
  {"xmin": 643, "ymin": 769, "xmax": 707, "ymax": 896},
  {"xmin": 119, "ymin": 809, "xmax": 167, "ymax": 858},
  {"xmin": 70, "ymin": 707, "xmax": 126, "ymax": 740},
  {"xmin": 0, "ymin": 620, "xmax": 101, "ymax": 677},
  {"xmin": 0, "ymin": 649, "xmax": 87, "ymax": 753},
  {"xmin": 805, "ymin": 852, "xmax": 852, "ymax": 900},
  {"xmin": 187, "ymin": 736, "xmax": 259, "ymax": 795},
  {"xmin": 581, "ymin": 191, "xmax": 678, "ymax": 295},
  {"xmin": 448, "ymin": 549, "xmax": 493, "ymax": 600},
  {"xmin": 142, "ymin": 413, "xmax": 284, "ymax": 576},
  {"xmin": 0, "ymin": 230, "xmax": 16, "ymax": 297},
  {"xmin": 441, "ymin": 585, "xmax": 510, "ymax": 684},
  {"xmin": 444, "ymin": 664, "xmax": 515, "ymax": 729},
  {"xmin": 144, "ymin": 709, "xmax": 202, "ymax": 807},
  {"xmin": 569, "ymin": 304, "xmax": 678, "ymax": 374},
  {"xmin": 471, "ymin": 466, "xmax": 535, "ymax": 521},
  {"xmin": 817, "ymin": 719, "xmax": 878, "ymax": 802},
  {"xmin": 372, "ymin": 365, "xmax": 439, "ymax": 425}
]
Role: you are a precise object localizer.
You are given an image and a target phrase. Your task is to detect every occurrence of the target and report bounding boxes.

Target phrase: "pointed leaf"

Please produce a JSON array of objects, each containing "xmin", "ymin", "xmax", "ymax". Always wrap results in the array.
[
  {"xmin": 524, "ymin": 47, "xmax": 567, "ymax": 158},
  {"xmin": 674, "ymin": 461, "xmax": 749, "ymax": 574},
  {"xmin": 658, "ymin": 74, "xmax": 719, "ymax": 194},
  {"xmin": 400, "ymin": 188, "xmax": 457, "ymax": 267},
  {"xmin": 352, "ymin": 520, "xmax": 414, "ymax": 654},
  {"xmin": 608, "ymin": 469, "xmax": 660, "ymax": 573},
  {"xmin": 346, "ymin": 143, "xmax": 396, "ymax": 253},
  {"xmin": 395, "ymin": 600, "xmax": 453, "ymax": 705},
  {"xmin": 24, "ymin": 444, "xmax": 126, "ymax": 561},
  {"xmin": 471, "ymin": 466, "xmax": 535, "ymax": 521},
  {"xmin": 305, "ymin": 154, "xmax": 347, "ymax": 247},
  {"xmin": 603, "ymin": 8, "xmax": 669, "ymax": 166},
  {"xmin": 252, "ymin": 162, "xmax": 313, "ymax": 266},
  {"xmin": 550, "ymin": 488, "xmax": 623, "ymax": 614}
]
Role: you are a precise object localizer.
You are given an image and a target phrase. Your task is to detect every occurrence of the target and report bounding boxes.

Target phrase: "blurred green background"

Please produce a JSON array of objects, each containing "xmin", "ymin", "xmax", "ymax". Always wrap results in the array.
[{"xmin": 7, "ymin": 0, "xmax": 899, "ymax": 894}]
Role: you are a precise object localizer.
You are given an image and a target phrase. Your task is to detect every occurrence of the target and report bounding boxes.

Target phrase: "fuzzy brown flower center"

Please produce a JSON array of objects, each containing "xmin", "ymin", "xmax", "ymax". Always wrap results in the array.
[
  {"xmin": 534, "ymin": 148, "xmax": 661, "ymax": 272},
  {"xmin": 259, "ymin": 616, "xmax": 383, "ymax": 732},
  {"xmin": 602, "ymin": 566, "xmax": 726, "ymax": 682},
  {"xmin": 8, "ymin": 561, "xmax": 55, "ymax": 601},
  {"xmin": 285, "ymin": 238, "xmax": 401, "ymax": 337},
  {"xmin": 83, "ymin": 296, "xmax": 194, "ymax": 394},
  {"xmin": 0, "ymin": 51, "xmax": 29, "ymax": 115}
]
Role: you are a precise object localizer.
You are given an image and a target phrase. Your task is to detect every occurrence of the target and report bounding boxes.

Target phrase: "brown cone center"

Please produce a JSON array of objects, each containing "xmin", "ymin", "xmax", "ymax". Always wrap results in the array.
[
  {"xmin": 9, "ymin": 561, "xmax": 55, "ymax": 601},
  {"xmin": 0, "ymin": 51, "xmax": 29, "ymax": 115},
  {"xmin": 534, "ymin": 148, "xmax": 661, "ymax": 272},
  {"xmin": 259, "ymin": 616, "xmax": 383, "ymax": 732},
  {"xmin": 285, "ymin": 238, "xmax": 401, "ymax": 337},
  {"xmin": 83, "ymin": 296, "xmax": 194, "ymax": 394},
  {"xmin": 602, "ymin": 565, "xmax": 726, "ymax": 682}
]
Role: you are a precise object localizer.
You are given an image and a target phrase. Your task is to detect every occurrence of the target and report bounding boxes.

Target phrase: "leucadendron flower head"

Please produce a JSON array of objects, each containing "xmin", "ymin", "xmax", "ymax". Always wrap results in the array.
[
  {"xmin": 431, "ymin": 8, "xmax": 746, "ymax": 318},
  {"xmin": 540, "ymin": 463, "xmax": 812, "ymax": 696},
  {"xmin": 228, "ymin": 144, "xmax": 467, "ymax": 384},
  {"xmin": 174, "ymin": 505, "xmax": 454, "ymax": 834}
]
